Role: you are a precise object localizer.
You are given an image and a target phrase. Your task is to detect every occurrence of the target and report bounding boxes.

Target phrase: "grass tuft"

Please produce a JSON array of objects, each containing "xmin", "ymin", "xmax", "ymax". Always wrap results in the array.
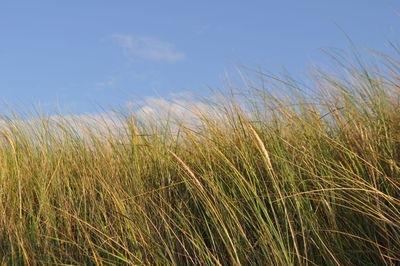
[{"xmin": 0, "ymin": 44, "xmax": 399, "ymax": 265}]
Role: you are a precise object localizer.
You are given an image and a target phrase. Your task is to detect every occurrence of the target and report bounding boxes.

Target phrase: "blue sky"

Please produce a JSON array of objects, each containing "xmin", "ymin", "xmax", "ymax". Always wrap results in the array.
[{"xmin": 0, "ymin": 0, "xmax": 399, "ymax": 115}]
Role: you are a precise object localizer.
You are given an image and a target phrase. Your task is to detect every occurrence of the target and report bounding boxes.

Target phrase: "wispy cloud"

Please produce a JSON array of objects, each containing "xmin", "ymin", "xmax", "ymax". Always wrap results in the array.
[
  {"xmin": 110, "ymin": 34, "xmax": 186, "ymax": 63},
  {"xmin": 94, "ymin": 76, "xmax": 117, "ymax": 90}
]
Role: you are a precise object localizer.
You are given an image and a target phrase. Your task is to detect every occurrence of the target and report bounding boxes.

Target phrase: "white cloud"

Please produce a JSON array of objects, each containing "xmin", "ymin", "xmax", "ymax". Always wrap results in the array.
[
  {"xmin": 0, "ymin": 112, "xmax": 127, "ymax": 146},
  {"xmin": 111, "ymin": 34, "xmax": 186, "ymax": 63},
  {"xmin": 129, "ymin": 93, "xmax": 225, "ymax": 130},
  {"xmin": 0, "ymin": 93, "xmax": 249, "ymax": 146}
]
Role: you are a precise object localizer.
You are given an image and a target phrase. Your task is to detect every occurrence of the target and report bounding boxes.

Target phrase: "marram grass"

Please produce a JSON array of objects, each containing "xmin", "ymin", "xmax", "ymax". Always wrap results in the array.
[{"xmin": 0, "ymin": 48, "xmax": 400, "ymax": 265}]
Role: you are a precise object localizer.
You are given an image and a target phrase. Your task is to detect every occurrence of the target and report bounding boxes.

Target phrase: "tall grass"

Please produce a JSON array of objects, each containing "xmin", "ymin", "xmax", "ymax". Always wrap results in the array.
[{"xmin": 0, "ymin": 46, "xmax": 399, "ymax": 265}]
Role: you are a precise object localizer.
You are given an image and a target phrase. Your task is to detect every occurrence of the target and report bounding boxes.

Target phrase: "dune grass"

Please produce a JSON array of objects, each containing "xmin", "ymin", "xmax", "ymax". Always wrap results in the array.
[{"xmin": 0, "ymin": 46, "xmax": 399, "ymax": 265}]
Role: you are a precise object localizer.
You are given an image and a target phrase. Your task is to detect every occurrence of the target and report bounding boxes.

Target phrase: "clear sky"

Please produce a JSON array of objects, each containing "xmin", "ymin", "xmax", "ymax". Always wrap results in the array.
[{"xmin": 0, "ymin": 0, "xmax": 399, "ymax": 115}]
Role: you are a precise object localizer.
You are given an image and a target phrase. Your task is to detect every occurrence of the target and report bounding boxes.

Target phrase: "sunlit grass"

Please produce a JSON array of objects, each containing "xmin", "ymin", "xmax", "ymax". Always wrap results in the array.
[{"xmin": 0, "ymin": 45, "xmax": 399, "ymax": 265}]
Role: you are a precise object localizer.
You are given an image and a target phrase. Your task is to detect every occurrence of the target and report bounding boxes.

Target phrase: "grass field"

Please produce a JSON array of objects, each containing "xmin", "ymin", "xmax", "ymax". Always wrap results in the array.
[{"xmin": 0, "ymin": 45, "xmax": 399, "ymax": 265}]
